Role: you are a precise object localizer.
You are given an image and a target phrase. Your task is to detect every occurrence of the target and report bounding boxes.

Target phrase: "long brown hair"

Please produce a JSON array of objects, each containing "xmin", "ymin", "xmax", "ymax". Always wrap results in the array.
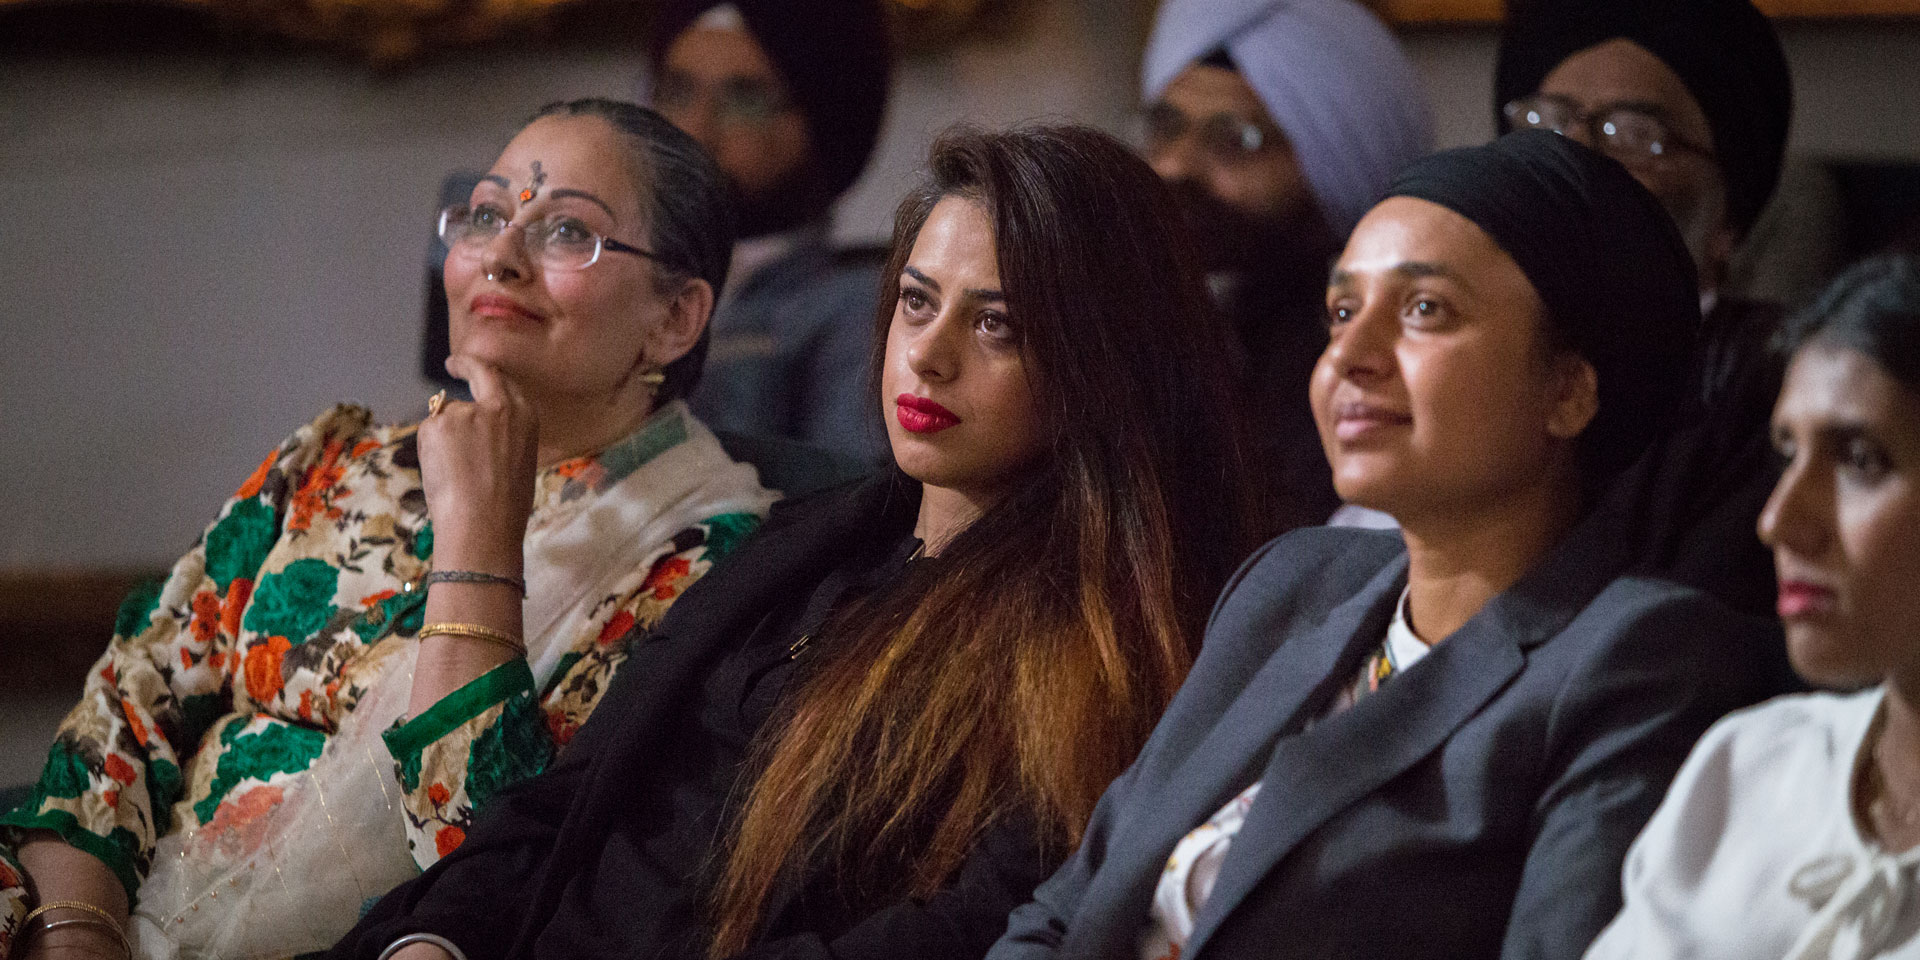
[{"xmin": 708, "ymin": 125, "xmax": 1267, "ymax": 955}]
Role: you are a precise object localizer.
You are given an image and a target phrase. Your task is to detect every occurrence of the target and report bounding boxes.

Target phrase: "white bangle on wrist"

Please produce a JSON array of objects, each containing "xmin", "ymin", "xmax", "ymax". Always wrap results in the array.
[{"xmin": 376, "ymin": 932, "xmax": 470, "ymax": 960}]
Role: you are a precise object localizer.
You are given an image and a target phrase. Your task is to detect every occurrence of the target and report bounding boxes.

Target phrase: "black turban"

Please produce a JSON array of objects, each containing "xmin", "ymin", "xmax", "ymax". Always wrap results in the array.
[
  {"xmin": 649, "ymin": 0, "xmax": 893, "ymax": 222},
  {"xmin": 1494, "ymin": 0, "xmax": 1792, "ymax": 237},
  {"xmin": 1385, "ymin": 130, "xmax": 1700, "ymax": 482}
]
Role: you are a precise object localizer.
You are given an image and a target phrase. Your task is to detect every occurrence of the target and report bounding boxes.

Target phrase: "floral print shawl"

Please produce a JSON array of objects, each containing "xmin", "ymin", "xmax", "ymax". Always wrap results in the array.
[{"xmin": 0, "ymin": 400, "xmax": 776, "ymax": 959}]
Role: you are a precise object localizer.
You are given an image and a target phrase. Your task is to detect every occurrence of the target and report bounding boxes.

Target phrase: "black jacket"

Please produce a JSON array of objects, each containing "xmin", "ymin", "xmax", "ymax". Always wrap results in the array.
[
  {"xmin": 990, "ymin": 522, "xmax": 1776, "ymax": 960},
  {"xmin": 330, "ymin": 474, "xmax": 1055, "ymax": 960}
]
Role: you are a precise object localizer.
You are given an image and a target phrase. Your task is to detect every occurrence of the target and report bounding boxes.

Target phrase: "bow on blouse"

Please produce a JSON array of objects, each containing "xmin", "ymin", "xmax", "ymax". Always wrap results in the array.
[{"xmin": 1787, "ymin": 853, "xmax": 1913, "ymax": 960}]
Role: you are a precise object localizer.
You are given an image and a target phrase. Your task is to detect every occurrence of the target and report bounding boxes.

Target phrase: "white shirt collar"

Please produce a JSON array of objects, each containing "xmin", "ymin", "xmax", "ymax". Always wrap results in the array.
[{"xmin": 1385, "ymin": 586, "xmax": 1433, "ymax": 675}]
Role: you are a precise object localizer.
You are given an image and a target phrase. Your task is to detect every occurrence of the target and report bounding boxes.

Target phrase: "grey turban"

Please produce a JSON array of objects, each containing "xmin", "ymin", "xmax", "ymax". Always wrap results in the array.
[{"xmin": 1143, "ymin": 0, "xmax": 1434, "ymax": 237}]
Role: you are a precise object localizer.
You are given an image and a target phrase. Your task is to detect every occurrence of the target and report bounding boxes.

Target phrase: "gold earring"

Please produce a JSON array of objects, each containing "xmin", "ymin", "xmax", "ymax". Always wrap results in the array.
[{"xmin": 637, "ymin": 370, "xmax": 666, "ymax": 387}]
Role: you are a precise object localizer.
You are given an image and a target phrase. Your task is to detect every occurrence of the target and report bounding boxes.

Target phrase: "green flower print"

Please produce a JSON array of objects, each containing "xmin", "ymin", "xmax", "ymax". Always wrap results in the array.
[
  {"xmin": 206, "ymin": 499, "xmax": 278, "ymax": 591},
  {"xmin": 243, "ymin": 558, "xmax": 340, "ymax": 643}
]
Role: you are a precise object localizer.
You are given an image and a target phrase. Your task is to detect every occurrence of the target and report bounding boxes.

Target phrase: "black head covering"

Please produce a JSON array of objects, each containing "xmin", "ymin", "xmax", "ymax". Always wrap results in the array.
[
  {"xmin": 1495, "ymin": 0, "xmax": 1791, "ymax": 237},
  {"xmin": 1385, "ymin": 130, "xmax": 1700, "ymax": 483},
  {"xmin": 649, "ymin": 0, "xmax": 893, "ymax": 226}
]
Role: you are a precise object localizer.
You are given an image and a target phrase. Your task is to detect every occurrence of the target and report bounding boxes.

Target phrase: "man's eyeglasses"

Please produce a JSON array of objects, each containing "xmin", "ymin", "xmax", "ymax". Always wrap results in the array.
[
  {"xmin": 1502, "ymin": 94, "xmax": 1714, "ymax": 163},
  {"xmin": 1139, "ymin": 101, "xmax": 1282, "ymax": 166},
  {"xmin": 437, "ymin": 203, "xmax": 669, "ymax": 273},
  {"xmin": 653, "ymin": 73, "xmax": 795, "ymax": 127}
]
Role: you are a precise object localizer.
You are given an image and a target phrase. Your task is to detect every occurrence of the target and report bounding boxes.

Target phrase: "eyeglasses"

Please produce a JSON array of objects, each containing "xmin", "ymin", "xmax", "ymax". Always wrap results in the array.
[
  {"xmin": 1139, "ymin": 100, "xmax": 1282, "ymax": 166},
  {"xmin": 1502, "ymin": 95, "xmax": 1715, "ymax": 163},
  {"xmin": 437, "ymin": 203, "xmax": 668, "ymax": 272},
  {"xmin": 653, "ymin": 72, "xmax": 795, "ymax": 127}
]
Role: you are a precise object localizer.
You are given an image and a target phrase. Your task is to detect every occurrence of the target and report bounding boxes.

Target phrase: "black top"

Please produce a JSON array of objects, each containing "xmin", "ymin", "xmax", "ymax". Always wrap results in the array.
[{"xmin": 329, "ymin": 474, "xmax": 1056, "ymax": 960}]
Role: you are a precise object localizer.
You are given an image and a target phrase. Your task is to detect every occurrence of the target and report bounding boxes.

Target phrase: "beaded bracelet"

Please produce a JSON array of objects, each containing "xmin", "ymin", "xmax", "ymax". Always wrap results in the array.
[
  {"xmin": 423, "ymin": 570, "xmax": 527, "ymax": 596},
  {"xmin": 417, "ymin": 621, "xmax": 525, "ymax": 656}
]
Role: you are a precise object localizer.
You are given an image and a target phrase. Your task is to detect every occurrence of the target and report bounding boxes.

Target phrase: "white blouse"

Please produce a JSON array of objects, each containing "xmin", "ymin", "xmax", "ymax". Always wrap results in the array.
[{"xmin": 1587, "ymin": 686, "xmax": 1920, "ymax": 960}]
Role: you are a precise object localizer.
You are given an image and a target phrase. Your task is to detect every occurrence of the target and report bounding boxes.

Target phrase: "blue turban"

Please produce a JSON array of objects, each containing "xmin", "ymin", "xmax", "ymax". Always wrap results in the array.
[{"xmin": 1143, "ymin": 0, "xmax": 1433, "ymax": 237}]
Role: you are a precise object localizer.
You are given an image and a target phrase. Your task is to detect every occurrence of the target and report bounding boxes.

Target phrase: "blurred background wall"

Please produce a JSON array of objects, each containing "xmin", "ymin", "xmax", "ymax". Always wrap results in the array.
[{"xmin": 3, "ymin": 0, "xmax": 1920, "ymax": 780}]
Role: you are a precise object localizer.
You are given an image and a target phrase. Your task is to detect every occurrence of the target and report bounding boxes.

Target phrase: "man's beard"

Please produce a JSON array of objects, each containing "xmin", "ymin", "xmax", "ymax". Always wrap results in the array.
[
  {"xmin": 734, "ymin": 164, "xmax": 834, "ymax": 240},
  {"xmin": 1165, "ymin": 179, "xmax": 1338, "ymax": 353}
]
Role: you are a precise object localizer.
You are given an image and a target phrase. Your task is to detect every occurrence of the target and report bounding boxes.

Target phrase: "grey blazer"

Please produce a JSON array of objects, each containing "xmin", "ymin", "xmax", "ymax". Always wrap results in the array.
[{"xmin": 988, "ymin": 526, "xmax": 1776, "ymax": 960}]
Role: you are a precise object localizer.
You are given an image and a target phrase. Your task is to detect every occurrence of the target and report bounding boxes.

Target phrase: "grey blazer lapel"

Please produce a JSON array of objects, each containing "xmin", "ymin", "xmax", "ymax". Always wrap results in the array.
[
  {"xmin": 1181, "ymin": 592, "xmax": 1530, "ymax": 958},
  {"xmin": 1063, "ymin": 557, "xmax": 1407, "ymax": 960}
]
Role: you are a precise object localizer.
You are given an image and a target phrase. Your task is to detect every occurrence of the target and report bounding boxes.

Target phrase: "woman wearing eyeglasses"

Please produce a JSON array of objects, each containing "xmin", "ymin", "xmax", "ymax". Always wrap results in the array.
[
  {"xmin": 0, "ymin": 99, "xmax": 777, "ymax": 960},
  {"xmin": 328, "ymin": 124, "xmax": 1264, "ymax": 960}
]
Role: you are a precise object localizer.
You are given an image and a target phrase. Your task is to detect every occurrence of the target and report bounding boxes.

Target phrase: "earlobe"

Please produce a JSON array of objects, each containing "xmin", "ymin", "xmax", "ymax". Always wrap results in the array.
[
  {"xmin": 1546, "ymin": 357, "xmax": 1599, "ymax": 440},
  {"xmin": 648, "ymin": 278, "xmax": 715, "ymax": 365}
]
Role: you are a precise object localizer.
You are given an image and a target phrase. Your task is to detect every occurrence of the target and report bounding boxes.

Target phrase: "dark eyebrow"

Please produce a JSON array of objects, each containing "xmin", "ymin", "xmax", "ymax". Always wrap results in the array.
[
  {"xmin": 903, "ymin": 266, "xmax": 1004, "ymax": 304},
  {"xmin": 1600, "ymin": 99, "xmax": 1678, "ymax": 121},
  {"xmin": 478, "ymin": 174, "xmax": 510, "ymax": 189},
  {"xmin": 903, "ymin": 266, "xmax": 940, "ymax": 293},
  {"xmin": 547, "ymin": 189, "xmax": 617, "ymax": 219},
  {"xmin": 1328, "ymin": 261, "xmax": 1466, "ymax": 288},
  {"xmin": 1394, "ymin": 261, "xmax": 1464, "ymax": 283}
]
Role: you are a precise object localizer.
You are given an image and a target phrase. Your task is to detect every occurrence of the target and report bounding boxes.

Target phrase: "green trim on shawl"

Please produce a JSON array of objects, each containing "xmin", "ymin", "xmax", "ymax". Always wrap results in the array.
[
  {"xmin": 382, "ymin": 658, "xmax": 536, "ymax": 777},
  {"xmin": 0, "ymin": 808, "xmax": 142, "ymax": 902}
]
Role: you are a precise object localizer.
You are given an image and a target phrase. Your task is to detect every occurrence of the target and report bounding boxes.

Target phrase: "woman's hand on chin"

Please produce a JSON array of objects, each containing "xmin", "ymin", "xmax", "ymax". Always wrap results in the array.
[{"xmin": 419, "ymin": 354, "xmax": 539, "ymax": 575}]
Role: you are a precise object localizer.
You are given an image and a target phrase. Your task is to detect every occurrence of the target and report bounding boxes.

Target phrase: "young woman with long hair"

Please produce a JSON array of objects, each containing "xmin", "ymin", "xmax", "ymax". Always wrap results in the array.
[{"xmin": 330, "ymin": 123, "xmax": 1265, "ymax": 960}]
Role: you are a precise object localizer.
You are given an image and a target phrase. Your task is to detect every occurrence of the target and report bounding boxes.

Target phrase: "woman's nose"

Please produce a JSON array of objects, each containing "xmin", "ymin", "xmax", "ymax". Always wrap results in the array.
[
  {"xmin": 1758, "ymin": 451, "xmax": 1830, "ymax": 558},
  {"xmin": 479, "ymin": 224, "xmax": 535, "ymax": 284},
  {"xmin": 905, "ymin": 312, "xmax": 961, "ymax": 382},
  {"xmin": 1323, "ymin": 301, "xmax": 1395, "ymax": 382}
]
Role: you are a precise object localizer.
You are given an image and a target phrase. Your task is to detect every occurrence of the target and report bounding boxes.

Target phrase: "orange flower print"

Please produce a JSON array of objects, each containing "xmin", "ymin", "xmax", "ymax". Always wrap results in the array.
[
  {"xmin": 553, "ymin": 457, "xmax": 592, "ymax": 479},
  {"xmin": 596, "ymin": 611, "xmax": 636, "ymax": 647},
  {"xmin": 642, "ymin": 557, "xmax": 691, "ymax": 602},
  {"xmin": 360, "ymin": 589, "xmax": 397, "ymax": 608},
  {"xmin": 204, "ymin": 785, "xmax": 285, "ymax": 854},
  {"xmin": 547, "ymin": 712, "xmax": 581, "ymax": 748},
  {"xmin": 288, "ymin": 439, "xmax": 347, "ymax": 532},
  {"xmin": 210, "ymin": 651, "xmax": 227, "ymax": 671},
  {"xmin": 234, "ymin": 449, "xmax": 276, "ymax": 500},
  {"xmin": 428, "ymin": 783, "xmax": 451, "ymax": 807},
  {"xmin": 180, "ymin": 647, "xmax": 194, "ymax": 671},
  {"xmin": 435, "ymin": 825, "xmax": 466, "ymax": 858},
  {"xmin": 244, "ymin": 636, "xmax": 294, "ymax": 702},
  {"xmin": 103, "ymin": 753, "xmax": 138, "ymax": 785},
  {"xmin": 298, "ymin": 689, "xmax": 314, "ymax": 722},
  {"xmin": 103, "ymin": 789, "xmax": 120, "ymax": 808},
  {"xmin": 222, "ymin": 578, "xmax": 254, "ymax": 639},
  {"xmin": 190, "ymin": 590, "xmax": 222, "ymax": 644},
  {"xmin": 350, "ymin": 439, "xmax": 381, "ymax": 459},
  {"xmin": 120, "ymin": 699, "xmax": 150, "ymax": 747},
  {"xmin": 0, "ymin": 857, "xmax": 21, "ymax": 889}
]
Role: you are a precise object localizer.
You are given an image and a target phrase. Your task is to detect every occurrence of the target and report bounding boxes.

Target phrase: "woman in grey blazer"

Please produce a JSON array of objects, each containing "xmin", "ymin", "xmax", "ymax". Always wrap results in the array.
[{"xmin": 987, "ymin": 131, "xmax": 1782, "ymax": 960}]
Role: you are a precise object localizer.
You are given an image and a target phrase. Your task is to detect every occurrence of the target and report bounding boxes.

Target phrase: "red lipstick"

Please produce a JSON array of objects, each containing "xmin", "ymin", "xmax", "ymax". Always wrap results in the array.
[
  {"xmin": 896, "ymin": 394, "xmax": 960, "ymax": 434},
  {"xmin": 469, "ymin": 294, "xmax": 545, "ymax": 323},
  {"xmin": 1332, "ymin": 401, "xmax": 1413, "ymax": 442},
  {"xmin": 1777, "ymin": 580, "xmax": 1837, "ymax": 619}
]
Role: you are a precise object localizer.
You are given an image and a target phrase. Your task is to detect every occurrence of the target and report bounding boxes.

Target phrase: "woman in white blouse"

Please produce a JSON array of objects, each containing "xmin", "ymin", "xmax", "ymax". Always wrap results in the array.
[{"xmin": 1587, "ymin": 254, "xmax": 1920, "ymax": 960}]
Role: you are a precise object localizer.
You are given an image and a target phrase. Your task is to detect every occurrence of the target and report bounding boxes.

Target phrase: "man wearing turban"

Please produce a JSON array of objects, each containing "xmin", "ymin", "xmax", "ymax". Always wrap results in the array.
[
  {"xmin": 1140, "ymin": 0, "xmax": 1432, "ymax": 528},
  {"xmin": 648, "ymin": 0, "xmax": 893, "ymax": 462},
  {"xmin": 1494, "ymin": 0, "xmax": 1796, "ymax": 625}
]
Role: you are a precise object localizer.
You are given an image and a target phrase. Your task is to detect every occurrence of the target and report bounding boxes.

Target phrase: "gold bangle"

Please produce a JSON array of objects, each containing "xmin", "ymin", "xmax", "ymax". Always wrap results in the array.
[
  {"xmin": 23, "ymin": 900, "xmax": 121, "ymax": 930},
  {"xmin": 418, "ymin": 621, "xmax": 524, "ymax": 656},
  {"xmin": 23, "ymin": 910, "xmax": 131, "ymax": 960}
]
